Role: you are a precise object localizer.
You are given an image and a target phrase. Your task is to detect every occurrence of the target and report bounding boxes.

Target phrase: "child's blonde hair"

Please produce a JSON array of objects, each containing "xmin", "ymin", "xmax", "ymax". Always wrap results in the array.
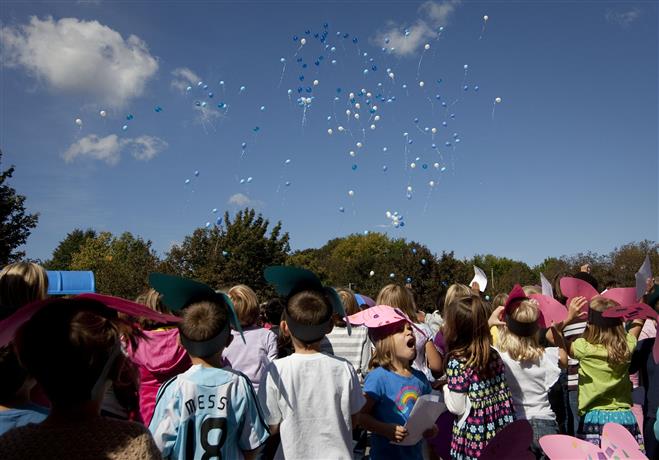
[
  {"xmin": 368, "ymin": 321, "xmax": 407, "ymax": 371},
  {"xmin": 228, "ymin": 284, "xmax": 259, "ymax": 327},
  {"xmin": 0, "ymin": 262, "xmax": 48, "ymax": 315},
  {"xmin": 497, "ymin": 300, "xmax": 544, "ymax": 362},
  {"xmin": 134, "ymin": 288, "xmax": 169, "ymax": 329},
  {"xmin": 444, "ymin": 284, "xmax": 471, "ymax": 312},
  {"xmin": 376, "ymin": 284, "xmax": 417, "ymax": 322},
  {"xmin": 583, "ymin": 297, "xmax": 631, "ymax": 366},
  {"xmin": 334, "ymin": 288, "xmax": 360, "ymax": 327},
  {"xmin": 522, "ymin": 285, "xmax": 542, "ymax": 296}
]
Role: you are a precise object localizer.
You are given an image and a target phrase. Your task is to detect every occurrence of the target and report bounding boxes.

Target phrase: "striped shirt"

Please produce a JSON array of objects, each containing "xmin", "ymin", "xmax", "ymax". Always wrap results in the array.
[
  {"xmin": 564, "ymin": 320, "xmax": 588, "ymax": 390},
  {"xmin": 320, "ymin": 326, "xmax": 371, "ymax": 383}
]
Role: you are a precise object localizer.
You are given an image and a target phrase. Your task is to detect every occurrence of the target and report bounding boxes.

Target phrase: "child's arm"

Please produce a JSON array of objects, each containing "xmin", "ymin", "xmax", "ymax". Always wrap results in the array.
[
  {"xmin": 550, "ymin": 326, "xmax": 569, "ymax": 369},
  {"xmin": 442, "ymin": 384, "xmax": 468, "ymax": 416},
  {"xmin": 358, "ymin": 394, "xmax": 408, "ymax": 443},
  {"xmin": 628, "ymin": 319, "xmax": 645, "ymax": 339},
  {"xmin": 554, "ymin": 297, "xmax": 588, "ymax": 332},
  {"xmin": 425, "ymin": 341, "xmax": 443, "ymax": 375}
]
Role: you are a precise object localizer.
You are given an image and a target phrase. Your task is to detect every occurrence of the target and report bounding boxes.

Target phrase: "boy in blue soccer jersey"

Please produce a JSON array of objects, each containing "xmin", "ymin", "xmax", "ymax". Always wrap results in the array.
[{"xmin": 148, "ymin": 274, "xmax": 269, "ymax": 460}]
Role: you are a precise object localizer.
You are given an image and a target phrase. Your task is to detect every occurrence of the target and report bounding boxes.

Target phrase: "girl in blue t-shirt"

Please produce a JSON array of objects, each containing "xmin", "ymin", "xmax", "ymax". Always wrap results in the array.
[{"xmin": 355, "ymin": 306, "xmax": 436, "ymax": 460}]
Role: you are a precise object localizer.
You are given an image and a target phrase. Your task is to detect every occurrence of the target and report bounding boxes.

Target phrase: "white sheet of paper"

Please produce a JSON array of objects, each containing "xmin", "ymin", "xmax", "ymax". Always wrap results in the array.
[
  {"xmin": 395, "ymin": 393, "xmax": 446, "ymax": 446},
  {"xmin": 540, "ymin": 272, "xmax": 553, "ymax": 298},
  {"xmin": 635, "ymin": 255, "xmax": 652, "ymax": 301},
  {"xmin": 470, "ymin": 266, "xmax": 487, "ymax": 292}
]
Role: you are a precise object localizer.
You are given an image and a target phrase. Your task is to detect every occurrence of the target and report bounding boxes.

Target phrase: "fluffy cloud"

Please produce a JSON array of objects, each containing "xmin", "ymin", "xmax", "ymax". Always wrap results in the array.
[
  {"xmin": 371, "ymin": 0, "xmax": 461, "ymax": 57},
  {"xmin": 63, "ymin": 134, "xmax": 167, "ymax": 164},
  {"xmin": 171, "ymin": 67, "xmax": 201, "ymax": 93},
  {"xmin": 1, "ymin": 16, "xmax": 158, "ymax": 107},
  {"xmin": 227, "ymin": 193, "xmax": 252, "ymax": 206},
  {"xmin": 605, "ymin": 8, "xmax": 641, "ymax": 28}
]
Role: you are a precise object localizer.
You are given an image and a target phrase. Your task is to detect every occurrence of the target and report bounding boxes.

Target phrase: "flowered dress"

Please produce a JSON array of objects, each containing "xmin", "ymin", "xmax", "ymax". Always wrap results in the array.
[{"xmin": 446, "ymin": 350, "xmax": 515, "ymax": 460}]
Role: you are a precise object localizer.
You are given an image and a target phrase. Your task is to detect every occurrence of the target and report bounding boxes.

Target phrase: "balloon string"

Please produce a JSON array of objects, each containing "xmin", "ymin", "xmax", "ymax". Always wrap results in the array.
[{"xmin": 277, "ymin": 63, "xmax": 286, "ymax": 88}]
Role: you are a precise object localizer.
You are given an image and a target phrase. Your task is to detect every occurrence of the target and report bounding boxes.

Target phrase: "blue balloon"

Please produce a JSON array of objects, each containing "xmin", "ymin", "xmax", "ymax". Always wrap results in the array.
[
  {"xmin": 203, "ymin": 84, "xmax": 208, "ymax": 90},
  {"xmin": 412, "ymin": 248, "xmax": 417, "ymax": 254},
  {"xmin": 184, "ymin": 179, "xmax": 190, "ymax": 184},
  {"xmin": 474, "ymin": 85, "xmax": 480, "ymax": 91},
  {"xmin": 241, "ymin": 142, "xmax": 247, "ymax": 149},
  {"xmin": 208, "ymin": 92, "xmax": 214, "ymax": 98},
  {"xmin": 463, "ymin": 85, "xmax": 469, "ymax": 91},
  {"xmin": 421, "ymin": 259, "xmax": 427, "ymax": 265},
  {"xmin": 216, "ymin": 217, "xmax": 222, "ymax": 226},
  {"xmin": 399, "ymin": 221, "xmax": 405, "ymax": 227},
  {"xmin": 293, "ymin": 35, "xmax": 299, "ymax": 41},
  {"xmin": 382, "ymin": 165, "xmax": 388, "ymax": 172},
  {"xmin": 285, "ymin": 181, "xmax": 291, "ymax": 186},
  {"xmin": 154, "ymin": 106, "xmax": 162, "ymax": 112},
  {"xmin": 280, "ymin": 57, "xmax": 286, "ymax": 63},
  {"xmin": 194, "ymin": 170, "xmax": 199, "ymax": 176},
  {"xmin": 442, "ymin": 121, "xmax": 448, "ymax": 127},
  {"xmin": 441, "ymin": 102, "xmax": 447, "ymax": 107},
  {"xmin": 302, "ymin": 63, "xmax": 307, "ymax": 69},
  {"xmin": 299, "ymin": 75, "xmax": 305, "ymax": 81},
  {"xmin": 351, "ymin": 164, "xmax": 358, "ymax": 171},
  {"xmin": 422, "ymin": 164, "xmax": 428, "ymax": 169},
  {"xmin": 352, "ymin": 37, "xmax": 358, "ymax": 44},
  {"xmin": 205, "ymin": 222, "xmax": 211, "ymax": 228},
  {"xmin": 126, "ymin": 114, "xmax": 134, "ymax": 120},
  {"xmin": 406, "ymin": 277, "xmax": 412, "ymax": 283},
  {"xmin": 339, "ymin": 206, "xmax": 345, "ymax": 213}
]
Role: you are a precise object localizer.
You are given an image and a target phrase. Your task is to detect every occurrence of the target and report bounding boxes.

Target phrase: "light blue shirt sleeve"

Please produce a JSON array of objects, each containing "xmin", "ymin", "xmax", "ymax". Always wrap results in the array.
[
  {"xmin": 235, "ymin": 376, "xmax": 270, "ymax": 451},
  {"xmin": 148, "ymin": 378, "xmax": 181, "ymax": 458}
]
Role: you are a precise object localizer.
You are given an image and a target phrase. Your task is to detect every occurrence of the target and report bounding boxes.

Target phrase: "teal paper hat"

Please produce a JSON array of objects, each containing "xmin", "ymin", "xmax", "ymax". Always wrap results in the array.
[
  {"xmin": 264, "ymin": 266, "xmax": 350, "ymax": 341},
  {"xmin": 148, "ymin": 273, "xmax": 244, "ymax": 347}
]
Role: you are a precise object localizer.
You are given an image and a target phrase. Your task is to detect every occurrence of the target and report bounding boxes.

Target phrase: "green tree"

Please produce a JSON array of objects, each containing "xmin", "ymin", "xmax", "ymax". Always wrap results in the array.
[
  {"xmin": 608, "ymin": 240, "xmax": 658, "ymax": 287},
  {"xmin": 70, "ymin": 231, "xmax": 159, "ymax": 299},
  {"xmin": 470, "ymin": 254, "xmax": 536, "ymax": 294},
  {"xmin": 0, "ymin": 151, "xmax": 39, "ymax": 264},
  {"xmin": 44, "ymin": 228, "xmax": 97, "ymax": 270},
  {"xmin": 163, "ymin": 208, "xmax": 290, "ymax": 298}
]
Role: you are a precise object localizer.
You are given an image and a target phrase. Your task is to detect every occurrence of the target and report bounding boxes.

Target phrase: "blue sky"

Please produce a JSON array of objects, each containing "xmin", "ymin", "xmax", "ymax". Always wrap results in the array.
[{"xmin": 1, "ymin": 1, "xmax": 657, "ymax": 265}]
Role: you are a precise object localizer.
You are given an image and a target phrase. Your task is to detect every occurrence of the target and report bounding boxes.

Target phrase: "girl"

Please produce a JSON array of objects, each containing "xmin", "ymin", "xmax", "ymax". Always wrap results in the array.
[
  {"xmin": 495, "ymin": 285, "xmax": 566, "ymax": 459},
  {"xmin": 377, "ymin": 284, "xmax": 443, "ymax": 380},
  {"xmin": 320, "ymin": 288, "xmax": 371, "ymax": 383},
  {"xmin": 353, "ymin": 305, "xmax": 436, "ymax": 460},
  {"xmin": 222, "ymin": 284, "xmax": 277, "ymax": 391},
  {"xmin": 126, "ymin": 288, "xmax": 191, "ymax": 425},
  {"xmin": 442, "ymin": 295, "xmax": 515, "ymax": 460},
  {"xmin": 571, "ymin": 296, "xmax": 644, "ymax": 449}
]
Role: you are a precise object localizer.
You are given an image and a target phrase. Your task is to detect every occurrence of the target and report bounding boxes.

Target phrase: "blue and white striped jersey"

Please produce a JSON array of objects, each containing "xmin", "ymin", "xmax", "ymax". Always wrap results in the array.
[{"xmin": 149, "ymin": 364, "xmax": 269, "ymax": 460}]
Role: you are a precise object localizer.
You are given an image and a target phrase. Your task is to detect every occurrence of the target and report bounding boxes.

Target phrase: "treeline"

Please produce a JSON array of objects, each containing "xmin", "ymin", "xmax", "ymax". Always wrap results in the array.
[{"xmin": 41, "ymin": 208, "xmax": 658, "ymax": 311}]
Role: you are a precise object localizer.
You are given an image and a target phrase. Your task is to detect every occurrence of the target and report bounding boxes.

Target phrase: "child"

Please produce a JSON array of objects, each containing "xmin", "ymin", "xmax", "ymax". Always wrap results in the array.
[
  {"xmin": 148, "ymin": 274, "xmax": 269, "ymax": 460},
  {"xmin": 259, "ymin": 266, "xmax": 365, "ymax": 460},
  {"xmin": 0, "ymin": 262, "xmax": 48, "ymax": 319},
  {"xmin": 571, "ymin": 296, "xmax": 644, "ymax": 449},
  {"xmin": 320, "ymin": 288, "xmax": 371, "ymax": 384},
  {"xmin": 351, "ymin": 305, "xmax": 436, "ymax": 460},
  {"xmin": 0, "ymin": 295, "xmax": 169, "ymax": 459},
  {"xmin": 222, "ymin": 284, "xmax": 277, "ymax": 392},
  {"xmin": 377, "ymin": 284, "xmax": 443, "ymax": 380},
  {"xmin": 495, "ymin": 285, "xmax": 567, "ymax": 459},
  {"xmin": 442, "ymin": 295, "xmax": 515, "ymax": 460},
  {"xmin": 126, "ymin": 288, "xmax": 191, "ymax": 426}
]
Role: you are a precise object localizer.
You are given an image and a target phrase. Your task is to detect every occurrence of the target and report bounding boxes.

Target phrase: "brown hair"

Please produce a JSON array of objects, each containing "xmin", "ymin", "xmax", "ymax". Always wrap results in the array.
[
  {"xmin": 134, "ymin": 288, "xmax": 170, "ymax": 329},
  {"xmin": 334, "ymin": 288, "xmax": 360, "ymax": 327},
  {"xmin": 582, "ymin": 297, "xmax": 631, "ymax": 366},
  {"xmin": 286, "ymin": 290, "xmax": 332, "ymax": 327},
  {"xmin": 15, "ymin": 299, "xmax": 129, "ymax": 406},
  {"xmin": 0, "ymin": 262, "xmax": 48, "ymax": 318},
  {"xmin": 228, "ymin": 284, "xmax": 259, "ymax": 327},
  {"xmin": 179, "ymin": 300, "xmax": 228, "ymax": 342},
  {"xmin": 376, "ymin": 284, "xmax": 417, "ymax": 322},
  {"xmin": 491, "ymin": 293, "xmax": 508, "ymax": 309},
  {"xmin": 444, "ymin": 295, "xmax": 492, "ymax": 372},
  {"xmin": 368, "ymin": 321, "xmax": 407, "ymax": 371},
  {"xmin": 497, "ymin": 300, "xmax": 544, "ymax": 362}
]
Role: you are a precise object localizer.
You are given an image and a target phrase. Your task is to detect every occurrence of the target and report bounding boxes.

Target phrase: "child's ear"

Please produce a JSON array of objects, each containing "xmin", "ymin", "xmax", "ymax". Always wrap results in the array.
[{"xmin": 280, "ymin": 320, "xmax": 290, "ymax": 337}]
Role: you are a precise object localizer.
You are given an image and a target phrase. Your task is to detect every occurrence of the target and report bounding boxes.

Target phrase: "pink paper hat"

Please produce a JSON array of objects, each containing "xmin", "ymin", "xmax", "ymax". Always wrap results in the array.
[
  {"xmin": 346, "ymin": 305, "xmax": 427, "ymax": 339},
  {"xmin": 0, "ymin": 293, "xmax": 181, "ymax": 348},
  {"xmin": 540, "ymin": 423, "xmax": 645, "ymax": 459},
  {"xmin": 528, "ymin": 294, "xmax": 568, "ymax": 328},
  {"xmin": 503, "ymin": 284, "xmax": 528, "ymax": 315}
]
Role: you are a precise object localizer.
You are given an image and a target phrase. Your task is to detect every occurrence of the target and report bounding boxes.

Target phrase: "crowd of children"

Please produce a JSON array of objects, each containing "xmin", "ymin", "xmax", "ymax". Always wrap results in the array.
[{"xmin": 0, "ymin": 260, "xmax": 657, "ymax": 459}]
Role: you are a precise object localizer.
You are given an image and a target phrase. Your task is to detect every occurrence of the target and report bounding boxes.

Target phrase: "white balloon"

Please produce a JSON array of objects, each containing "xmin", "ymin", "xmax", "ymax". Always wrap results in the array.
[
  {"xmin": 300, "ymin": 38, "xmax": 307, "ymax": 45},
  {"xmin": 424, "ymin": 43, "xmax": 430, "ymax": 50},
  {"xmin": 370, "ymin": 124, "xmax": 376, "ymax": 130},
  {"xmin": 338, "ymin": 126, "xmax": 345, "ymax": 132},
  {"xmin": 354, "ymin": 113, "xmax": 360, "ymax": 119},
  {"xmin": 346, "ymin": 109, "xmax": 351, "ymax": 116},
  {"xmin": 429, "ymin": 180, "xmax": 435, "ymax": 187},
  {"xmin": 349, "ymin": 92, "xmax": 355, "ymax": 99},
  {"xmin": 99, "ymin": 110, "xmax": 107, "ymax": 117},
  {"xmin": 327, "ymin": 128, "xmax": 333, "ymax": 135},
  {"xmin": 410, "ymin": 162, "xmax": 416, "ymax": 169},
  {"xmin": 356, "ymin": 142, "xmax": 363, "ymax": 148},
  {"xmin": 431, "ymin": 127, "xmax": 437, "ymax": 134},
  {"xmin": 374, "ymin": 115, "xmax": 381, "ymax": 121},
  {"xmin": 349, "ymin": 150, "xmax": 356, "ymax": 157},
  {"xmin": 385, "ymin": 211, "xmax": 392, "ymax": 218},
  {"xmin": 495, "ymin": 97, "xmax": 502, "ymax": 103},
  {"xmin": 372, "ymin": 105, "xmax": 378, "ymax": 111},
  {"xmin": 407, "ymin": 185, "xmax": 413, "ymax": 192},
  {"xmin": 369, "ymin": 270, "xmax": 375, "ymax": 277},
  {"xmin": 366, "ymin": 92, "xmax": 372, "ymax": 98},
  {"xmin": 355, "ymin": 103, "xmax": 361, "ymax": 110},
  {"xmin": 348, "ymin": 190, "xmax": 355, "ymax": 197},
  {"xmin": 389, "ymin": 72, "xmax": 395, "ymax": 79},
  {"xmin": 313, "ymin": 79, "xmax": 319, "ymax": 86},
  {"xmin": 419, "ymin": 81, "xmax": 425, "ymax": 87},
  {"xmin": 433, "ymin": 162, "xmax": 440, "ymax": 169},
  {"xmin": 483, "ymin": 15, "xmax": 489, "ymax": 21},
  {"xmin": 74, "ymin": 118, "xmax": 82, "ymax": 126}
]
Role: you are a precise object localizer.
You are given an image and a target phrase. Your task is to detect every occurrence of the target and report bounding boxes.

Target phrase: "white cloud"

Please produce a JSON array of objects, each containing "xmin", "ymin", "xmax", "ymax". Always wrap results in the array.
[
  {"xmin": 372, "ymin": 0, "xmax": 461, "ymax": 57},
  {"xmin": 63, "ymin": 134, "xmax": 167, "ymax": 164},
  {"xmin": 1, "ymin": 16, "xmax": 158, "ymax": 107},
  {"xmin": 171, "ymin": 67, "xmax": 201, "ymax": 93},
  {"xmin": 228, "ymin": 193, "xmax": 252, "ymax": 206},
  {"xmin": 605, "ymin": 8, "xmax": 641, "ymax": 28}
]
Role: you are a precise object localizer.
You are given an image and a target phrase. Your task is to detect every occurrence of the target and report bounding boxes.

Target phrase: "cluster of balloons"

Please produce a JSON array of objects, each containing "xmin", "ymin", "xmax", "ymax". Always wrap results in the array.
[{"xmin": 385, "ymin": 210, "xmax": 405, "ymax": 228}]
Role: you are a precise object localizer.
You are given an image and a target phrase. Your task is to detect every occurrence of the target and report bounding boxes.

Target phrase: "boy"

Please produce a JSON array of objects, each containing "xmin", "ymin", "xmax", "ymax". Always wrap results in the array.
[
  {"xmin": 259, "ymin": 266, "xmax": 365, "ymax": 460},
  {"xmin": 149, "ymin": 274, "xmax": 269, "ymax": 460}
]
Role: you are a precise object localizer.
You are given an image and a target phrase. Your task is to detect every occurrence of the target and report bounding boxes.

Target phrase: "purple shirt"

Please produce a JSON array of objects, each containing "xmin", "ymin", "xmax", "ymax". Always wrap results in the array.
[{"xmin": 222, "ymin": 326, "xmax": 278, "ymax": 392}]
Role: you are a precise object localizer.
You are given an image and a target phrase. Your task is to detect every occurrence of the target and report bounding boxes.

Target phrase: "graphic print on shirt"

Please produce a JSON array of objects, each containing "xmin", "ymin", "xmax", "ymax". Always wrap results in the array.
[
  {"xmin": 184, "ymin": 391, "xmax": 230, "ymax": 459},
  {"xmin": 395, "ymin": 385, "xmax": 420, "ymax": 417}
]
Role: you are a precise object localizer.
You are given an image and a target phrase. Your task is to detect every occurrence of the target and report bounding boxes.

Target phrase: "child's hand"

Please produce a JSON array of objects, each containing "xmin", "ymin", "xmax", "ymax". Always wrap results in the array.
[
  {"xmin": 387, "ymin": 424, "xmax": 408, "ymax": 443},
  {"xmin": 423, "ymin": 424, "xmax": 439, "ymax": 439},
  {"xmin": 566, "ymin": 296, "xmax": 588, "ymax": 322},
  {"xmin": 432, "ymin": 375, "xmax": 447, "ymax": 391},
  {"xmin": 488, "ymin": 306, "xmax": 505, "ymax": 328}
]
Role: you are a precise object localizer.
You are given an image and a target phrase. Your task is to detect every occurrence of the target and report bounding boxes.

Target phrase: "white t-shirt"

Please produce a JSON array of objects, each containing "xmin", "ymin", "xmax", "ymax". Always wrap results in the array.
[
  {"xmin": 497, "ymin": 347, "xmax": 562, "ymax": 420},
  {"xmin": 258, "ymin": 352, "xmax": 366, "ymax": 460}
]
